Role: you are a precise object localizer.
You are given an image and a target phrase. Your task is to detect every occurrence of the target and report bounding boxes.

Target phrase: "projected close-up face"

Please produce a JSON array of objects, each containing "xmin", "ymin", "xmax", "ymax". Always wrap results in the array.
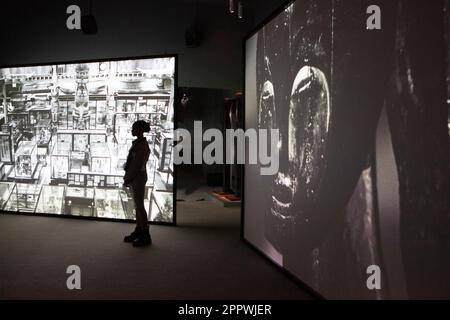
[
  {"xmin": 256, "ymin": 2, "xmax": 333, "ymax": 256},
  {"xmin": 246, "ymin": 0, "xmax": 449, "ymax": 299},
  {"xmin": 0, "ymin": 57, "xmax": 175, "ymax": 223}
]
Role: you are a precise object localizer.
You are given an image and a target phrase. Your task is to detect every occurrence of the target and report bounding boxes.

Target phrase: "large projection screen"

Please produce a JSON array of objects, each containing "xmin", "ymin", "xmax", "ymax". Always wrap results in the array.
[
  {"xmin": 0, "ymin": 56, "xmax": 176, "ymax": 224},
  {"xmin": 244, "ymin": 0, "xmax": 449, "ymax": 299}
]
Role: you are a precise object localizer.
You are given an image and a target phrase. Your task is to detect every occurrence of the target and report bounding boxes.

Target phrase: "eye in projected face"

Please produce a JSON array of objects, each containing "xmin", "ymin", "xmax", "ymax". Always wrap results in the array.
[{"xmin": 258, "ymin": 80, "xmax": 276, "ymax": 129}]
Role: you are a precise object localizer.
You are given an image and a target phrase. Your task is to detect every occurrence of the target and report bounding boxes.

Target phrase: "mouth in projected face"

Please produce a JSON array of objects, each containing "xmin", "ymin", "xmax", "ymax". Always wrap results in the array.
[{"xmin": 271, "ymin": 172, "xmax": 296, "ymax": 222}]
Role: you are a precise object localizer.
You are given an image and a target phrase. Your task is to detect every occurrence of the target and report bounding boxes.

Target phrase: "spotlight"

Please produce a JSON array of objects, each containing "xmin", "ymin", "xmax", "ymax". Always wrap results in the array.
[
  {"xmin": 238, "ymin": 1, "xmax": 243, "ymax": 19},
  {"xmin": 81, "ymin": 14, "xmax": 98, "ymax": 35},
  {"xmin": 82, "ymin": 0, "xmax": 97, "ymax": 35},
  {"xmin": 229, "ymin": 0, "xmax": 235, "ymax": 13}
]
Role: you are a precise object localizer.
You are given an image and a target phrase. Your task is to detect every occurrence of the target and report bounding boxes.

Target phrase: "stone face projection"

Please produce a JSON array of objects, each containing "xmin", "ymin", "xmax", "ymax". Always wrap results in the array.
[
  {"xmin": 245, "ymin": 0, "xmax": 449, "ymax": 299},
  {"xmin": 0, "ymin": 57, "xmax": 175, "ymax": 223}
]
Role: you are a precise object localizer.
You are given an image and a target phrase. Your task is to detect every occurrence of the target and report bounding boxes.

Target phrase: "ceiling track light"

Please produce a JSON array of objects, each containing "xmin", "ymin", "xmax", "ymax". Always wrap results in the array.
[
  {"xmin": 238, "ymin": 1, "xmax": 243, "ymax": 19},
  {"xmin": 227, "ymin": 0, "xmax": 243, "ymax": 19},
  {"xmin": 229, "ymin": 0, "xmax": 234, "ymax": 13}
]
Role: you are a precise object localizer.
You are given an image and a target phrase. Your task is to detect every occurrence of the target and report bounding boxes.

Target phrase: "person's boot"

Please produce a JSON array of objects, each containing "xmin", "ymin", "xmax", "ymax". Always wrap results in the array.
[
  {"xmin": 124, "ymin": 226, "xmax": 141, "ymax": 243},
  {"xmin": 132, "ymin": 226, "xmax": 152, "ymax": 247}
]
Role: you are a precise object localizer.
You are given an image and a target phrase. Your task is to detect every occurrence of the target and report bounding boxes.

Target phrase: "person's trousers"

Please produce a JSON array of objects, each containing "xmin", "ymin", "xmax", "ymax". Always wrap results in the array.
[{"xmin": 130, "ymin": 173, "xmax": 148, "ymax": 228}]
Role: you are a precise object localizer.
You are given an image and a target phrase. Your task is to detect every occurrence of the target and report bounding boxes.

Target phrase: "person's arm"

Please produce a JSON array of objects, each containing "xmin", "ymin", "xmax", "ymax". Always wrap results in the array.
[{"xmin": 124, "ymin": 143, "xmax": 149, "ymax": 183}]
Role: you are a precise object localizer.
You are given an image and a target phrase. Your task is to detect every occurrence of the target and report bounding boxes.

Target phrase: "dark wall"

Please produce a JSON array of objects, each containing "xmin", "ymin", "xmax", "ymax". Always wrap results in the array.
[
  {"xmin": 251, "ymin": 0, "xmax": 291, "ymax": 28},
  {"xmin": 0, "ymin": 0, "xmax": 254, "ymax": 90},
  {"xmin": 0, "ymin": 0, "xmax": 294, "ymax": 91},
  {"xmin": 177, "ymin": 87, "xmax": 236, "ymax": 187}
]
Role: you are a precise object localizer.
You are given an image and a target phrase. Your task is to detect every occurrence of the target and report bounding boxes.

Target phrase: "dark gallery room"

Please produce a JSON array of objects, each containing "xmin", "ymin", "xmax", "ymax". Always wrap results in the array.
[{"xmin": 0, "ymin": 0, "xmax": 449, "ymax": 308}]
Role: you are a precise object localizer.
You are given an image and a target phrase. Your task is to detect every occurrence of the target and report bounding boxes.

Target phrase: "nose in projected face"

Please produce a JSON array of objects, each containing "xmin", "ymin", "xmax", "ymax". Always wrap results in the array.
[
  {"xmin": 268, "ymin": 65, "xmax": 330, "ymax": 238},
  {"xmin": 288, "ymin": 66, "xmax": 330, "ymax": 203}
]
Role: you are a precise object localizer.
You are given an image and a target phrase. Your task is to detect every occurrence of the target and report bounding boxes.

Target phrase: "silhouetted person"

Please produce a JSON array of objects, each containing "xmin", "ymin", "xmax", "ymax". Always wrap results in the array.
[{"xmin": 123, "ymin": 120, "xmax": 152, "ymax": 247}]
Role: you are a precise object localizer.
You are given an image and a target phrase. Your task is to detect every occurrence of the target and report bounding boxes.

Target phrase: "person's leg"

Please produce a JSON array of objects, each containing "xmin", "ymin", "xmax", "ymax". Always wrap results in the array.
[
  {"xmin": 133, "ymin": 178, "xmax": 148, "ymax": 228},
  {"xmin": 124, "ymin": 185, "xmax": 141, "ymax": 242},
  {"xmin": 131, "ymin": 175, "xmax": 151, "ymax": 247}
]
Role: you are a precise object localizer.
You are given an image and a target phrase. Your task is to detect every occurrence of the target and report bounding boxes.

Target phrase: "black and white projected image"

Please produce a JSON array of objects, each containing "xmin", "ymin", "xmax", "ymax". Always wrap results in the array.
[
  {"xmin": 245, "ymin": 0, "xmax": 449, "ymax": 299},
  {"xmin": 0, "ymin": 57, "xmax": 175, "ymax": 223}
]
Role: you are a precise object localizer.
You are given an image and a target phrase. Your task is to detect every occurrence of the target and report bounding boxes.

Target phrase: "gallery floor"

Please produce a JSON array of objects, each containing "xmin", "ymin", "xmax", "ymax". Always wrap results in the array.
[{"xmin": 0, "ymin": 186, "xmax": 314, "ymax": 299}]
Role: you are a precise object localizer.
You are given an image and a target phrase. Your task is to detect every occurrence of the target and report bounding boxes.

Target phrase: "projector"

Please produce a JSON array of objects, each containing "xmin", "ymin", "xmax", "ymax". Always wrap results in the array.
[
  {"xmin": 185, "ymin": 25, "xmax": 202, "ymax": 48},
  {"xmin": 81, "ymin": 14, "xmax": 98, "ymax": 35}
]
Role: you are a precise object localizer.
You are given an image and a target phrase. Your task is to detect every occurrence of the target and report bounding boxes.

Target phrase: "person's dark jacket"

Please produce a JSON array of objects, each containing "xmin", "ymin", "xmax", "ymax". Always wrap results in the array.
[{"xmin": 124, "ymin": 137, "xmax": 150, "ymax": 182}]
